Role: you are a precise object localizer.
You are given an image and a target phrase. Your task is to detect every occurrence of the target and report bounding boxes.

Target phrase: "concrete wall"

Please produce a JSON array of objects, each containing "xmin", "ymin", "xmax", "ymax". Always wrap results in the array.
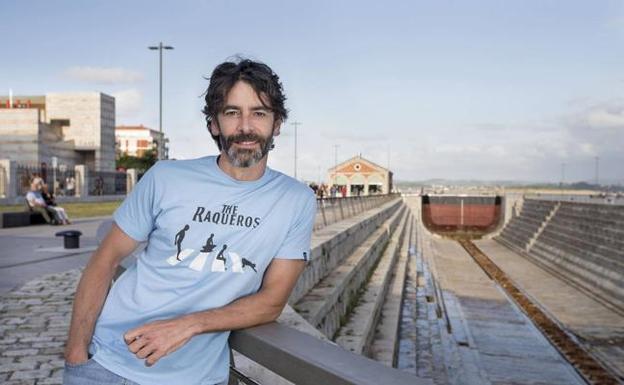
[
  {"xmin": 0, "ymin": 109, "xmax": 41, "ymax": 164},
  {"xmin": 46, "ymin": 92, "xmax": 115, "ymax": 171}
]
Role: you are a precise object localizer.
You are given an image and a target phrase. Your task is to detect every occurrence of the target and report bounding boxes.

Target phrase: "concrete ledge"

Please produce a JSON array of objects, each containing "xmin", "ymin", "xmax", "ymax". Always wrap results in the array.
[{"xmin": 229, "ymin": 322, "xmax": 432, "ymax": 385}]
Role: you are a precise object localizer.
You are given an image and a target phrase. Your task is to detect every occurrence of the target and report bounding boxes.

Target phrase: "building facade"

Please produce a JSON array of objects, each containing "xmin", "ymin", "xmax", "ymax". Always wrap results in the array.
[
  {"xmin": 115, "ymin": 125, "xmax": 168, "ymax": 159},
  {"xmin": 0, "ymin": 92, "xmax": 116, "ymax": 171},
  {"xmin": 328, "ymin": 155, "xmax": 393, "ymax": 196}
]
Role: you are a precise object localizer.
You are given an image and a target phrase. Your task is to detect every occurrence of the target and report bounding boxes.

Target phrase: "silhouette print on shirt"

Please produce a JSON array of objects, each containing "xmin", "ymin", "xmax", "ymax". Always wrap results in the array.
[
  {"xmin": 216, "ymin": 244, "xmax": 228, "ymax": 270},
  {"xmin": 174, "ymin": 224, "xmax": 190, "ymax": 261},
  {"xmin": 241, "ymin": 258, "xmax": 257, "ymax": 273},
  {"xmin": 200, "ymin": 233, "xmax": 216, "ymax": 253}
]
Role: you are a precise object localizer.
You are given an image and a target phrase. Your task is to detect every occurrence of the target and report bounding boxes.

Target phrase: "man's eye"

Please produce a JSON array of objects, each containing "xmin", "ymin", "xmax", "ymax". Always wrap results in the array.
[
  {"xmin": 224, "ymin": 110, "xmax": 239, "ymax": 116},
  {"xmin": 254, "ymin": 111, "xmax": 267, "ymax": 118}
]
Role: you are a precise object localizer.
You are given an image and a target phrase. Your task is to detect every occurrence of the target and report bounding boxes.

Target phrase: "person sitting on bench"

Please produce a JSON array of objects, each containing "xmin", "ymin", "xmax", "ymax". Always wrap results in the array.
[
  {"xmin": 25, "ymin": 180, "xmax": 70, "ymax": 225},
  {"xmin": 42, "ymin": 183, "xmax": 71, "ymax": 224}
]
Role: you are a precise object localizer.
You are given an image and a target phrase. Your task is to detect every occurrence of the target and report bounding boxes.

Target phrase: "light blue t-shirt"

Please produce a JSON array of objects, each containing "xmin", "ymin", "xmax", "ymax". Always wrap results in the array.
[{"xmin": 91, "ymin": 156, "xmax": 316, "ymax": 385}]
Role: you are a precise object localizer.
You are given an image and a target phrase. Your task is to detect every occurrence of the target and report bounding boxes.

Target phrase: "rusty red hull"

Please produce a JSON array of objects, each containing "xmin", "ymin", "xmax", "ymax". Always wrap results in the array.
[{"xmin": 422, "ymin": 195, "xmax": 503, "ymax": 236}]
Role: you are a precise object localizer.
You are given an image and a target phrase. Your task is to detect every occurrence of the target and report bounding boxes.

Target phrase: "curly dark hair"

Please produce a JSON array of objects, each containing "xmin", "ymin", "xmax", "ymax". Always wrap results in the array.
[{"xmin": 202, "ymin": 58, "xmax": 288, "ymax": 150}]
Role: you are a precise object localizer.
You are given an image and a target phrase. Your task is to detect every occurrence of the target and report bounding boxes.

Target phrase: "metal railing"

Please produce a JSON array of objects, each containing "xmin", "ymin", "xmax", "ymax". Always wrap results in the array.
[
  {"xmin": 314, "ymin": 193, "xmax": 399, "ymax": 231},
  {"xmin": 0, "ymin": 165, "xmax": 6, "ymax": 198},
  {"xmin": 15, "ymin": 163, "xmax": 77, "ymax": 196},
  {"xmin": 88, "ymin": 171, "xmax": 127, "ymax": 196}
]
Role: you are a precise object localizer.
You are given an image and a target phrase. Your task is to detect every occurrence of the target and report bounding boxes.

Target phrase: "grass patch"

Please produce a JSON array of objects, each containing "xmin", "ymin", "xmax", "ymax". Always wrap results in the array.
[{"xmin": 0, "ymin": 201, "xmax": 122, "ymax": 218}]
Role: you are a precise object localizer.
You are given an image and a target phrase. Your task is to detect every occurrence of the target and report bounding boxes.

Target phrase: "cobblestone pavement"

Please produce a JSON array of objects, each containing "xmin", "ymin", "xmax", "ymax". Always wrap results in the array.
[{"xmin": 0, "ymin": 269, "xmax": 81, "ymax": 384}]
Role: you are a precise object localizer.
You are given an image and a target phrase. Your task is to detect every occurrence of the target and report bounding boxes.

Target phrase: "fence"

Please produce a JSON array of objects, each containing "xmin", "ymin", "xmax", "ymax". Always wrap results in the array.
[
  {"xmin": 0, "ymin": 166, "xmax": 6, "ymax": 198},
  {"xmin": 15, "ymin": 163, "xmax": 78, "ymax": 197},
  {"xmin": 314, "ymin": 193, "xmax": 399, "ymax": 231},
  {"xmin": 88, "ymin": 171, "xmax": 127, "ymax": 196}
]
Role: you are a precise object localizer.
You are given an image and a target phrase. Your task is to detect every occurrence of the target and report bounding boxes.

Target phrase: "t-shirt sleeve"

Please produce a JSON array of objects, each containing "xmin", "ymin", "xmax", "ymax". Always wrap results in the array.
[
  {"xmin": 274, "ymin": 192, "xmax": 317, "ymax": 261},
  {"xmin": 113, "ymin": 165, "xmax": 160, "ymax": 242}
]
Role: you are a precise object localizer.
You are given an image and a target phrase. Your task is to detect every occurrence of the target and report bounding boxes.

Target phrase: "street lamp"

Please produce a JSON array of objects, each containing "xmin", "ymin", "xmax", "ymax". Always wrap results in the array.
[
  {"xmin": 290, "ymin": 121, "xmax": 302, "ymax": 179},
  {"xmin": 148, "ymin": 42, "xmax": 174, "ymax": 158}
]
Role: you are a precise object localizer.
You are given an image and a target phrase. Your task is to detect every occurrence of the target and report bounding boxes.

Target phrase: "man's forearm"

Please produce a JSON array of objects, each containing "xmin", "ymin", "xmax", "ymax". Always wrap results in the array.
[
  {"xmin": 186, "ymin": 290, "xmax": 283, "ymax": 336},
  {"xmin": 64, "ymin": 257, "xmax": 117, "ymax": 361}
]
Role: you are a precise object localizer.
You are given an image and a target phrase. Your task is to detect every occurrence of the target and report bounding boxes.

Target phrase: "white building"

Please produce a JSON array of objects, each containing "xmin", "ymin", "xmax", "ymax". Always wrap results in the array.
[
  {"xmin": 328, "ymin": 155, "xmax": 393, "ymax": 196},
  {"xmin": 115, "ymin": 125, "xmax": 168, "ymax": 159},
  {"xmin": 0, "ymin": 92, "xmax": 116, "ymax": 171}
]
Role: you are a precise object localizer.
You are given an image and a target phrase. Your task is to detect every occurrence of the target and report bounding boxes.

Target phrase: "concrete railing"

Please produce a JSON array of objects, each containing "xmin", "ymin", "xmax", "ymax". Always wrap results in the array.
[{"xmin": 229, "ymin": 323, "xmax": 431, "ymax": 385}]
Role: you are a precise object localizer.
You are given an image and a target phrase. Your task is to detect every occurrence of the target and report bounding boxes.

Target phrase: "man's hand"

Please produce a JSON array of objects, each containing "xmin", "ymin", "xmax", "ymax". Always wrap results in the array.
[
  {"xmin": 64, "ymin": 223, "xmax": 138, "ymax": 368},
  {"xmin": 124, "ymin": 317, "xmax": 195, "ymax": 366}
]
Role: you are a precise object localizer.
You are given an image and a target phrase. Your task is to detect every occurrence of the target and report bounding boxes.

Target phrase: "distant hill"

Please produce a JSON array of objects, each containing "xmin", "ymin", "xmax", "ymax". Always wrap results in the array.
[{"xmin": 395, "ymin": 179, "xmax": 624, "ymax": 192}]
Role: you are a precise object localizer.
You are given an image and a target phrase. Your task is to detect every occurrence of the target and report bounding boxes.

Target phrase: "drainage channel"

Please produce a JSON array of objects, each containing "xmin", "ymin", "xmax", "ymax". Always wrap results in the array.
[{"xmin": 458, "ymin": 239, "xmax": 620, "ymax": 385}]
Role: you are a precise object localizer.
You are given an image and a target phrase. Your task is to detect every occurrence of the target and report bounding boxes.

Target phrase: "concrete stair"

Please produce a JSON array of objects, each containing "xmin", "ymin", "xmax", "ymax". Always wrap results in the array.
[
  {"xmin": 370, "ymin": 215, "xmax": 414, "ymax": 367},
  {"xmin": 294, "ymin": 204, "xmax": 406, "ymax": 338},
  {"xmin": 496, "ymin": 198, "xmax": 624, "ymax": 313},
  {"xmin": 334, "ymin": 209, "xmax": 410, "ymax": 355}
]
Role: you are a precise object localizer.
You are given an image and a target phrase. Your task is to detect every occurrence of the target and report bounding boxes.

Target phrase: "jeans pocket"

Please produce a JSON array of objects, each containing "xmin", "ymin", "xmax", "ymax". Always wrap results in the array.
[{"xmin": 65, "ymin": 357, "xmax": 93, "ymax": 369}]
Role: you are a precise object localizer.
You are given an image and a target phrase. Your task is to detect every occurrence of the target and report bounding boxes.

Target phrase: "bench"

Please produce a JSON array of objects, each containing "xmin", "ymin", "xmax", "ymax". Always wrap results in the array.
[{"xmin": 0, "ymin": 204, "xmax": 47, "ymax": 228}]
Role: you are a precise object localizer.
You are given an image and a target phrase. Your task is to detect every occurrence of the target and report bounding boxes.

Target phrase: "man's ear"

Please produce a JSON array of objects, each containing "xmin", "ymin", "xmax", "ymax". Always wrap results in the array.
[
  {"xmin": 209, "ymin": 119, "xmax": 220, "ymax": 136},
  {"xmin": 273, "ymin": 120, "xmax": 282, "ymax": 136}
]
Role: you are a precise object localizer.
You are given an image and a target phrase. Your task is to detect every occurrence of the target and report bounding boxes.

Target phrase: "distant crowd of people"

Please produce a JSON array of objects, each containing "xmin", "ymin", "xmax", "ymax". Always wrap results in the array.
[
  {"xmin": 309, "ymin": 183, "xmax": 348, "ymax": 199},
  {"xmin": 25, "ymin": 175, "xmax": 71, "ymax": 225}
]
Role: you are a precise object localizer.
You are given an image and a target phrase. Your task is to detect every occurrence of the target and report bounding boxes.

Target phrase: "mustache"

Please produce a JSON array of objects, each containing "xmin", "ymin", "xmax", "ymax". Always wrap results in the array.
[{"xmin": 228, "ymin": 133, "xmax": 265, "ymax": 143}]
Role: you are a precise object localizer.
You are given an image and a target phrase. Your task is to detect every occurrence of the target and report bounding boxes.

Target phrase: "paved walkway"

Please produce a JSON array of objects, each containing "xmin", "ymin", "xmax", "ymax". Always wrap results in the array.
[
  {"xmin": 0, "ymin": 217, "xmax": 109, "ymax": 384},
  {"xmin": 0, "ymin": 217, "xmax": 108, "ymax": 294},
  {"xmin": 0, "ymin": 269, "xmax": 80, "ymax": 384}
]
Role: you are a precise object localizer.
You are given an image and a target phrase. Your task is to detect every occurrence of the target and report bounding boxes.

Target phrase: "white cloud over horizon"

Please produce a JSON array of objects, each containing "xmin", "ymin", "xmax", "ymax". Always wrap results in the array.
[
  {"xmin": 64, "ymin": 66, "xmax": 144, "ymax": 85},
  {"xmin": 112, "ymin": 89, "xmax": 143, "ymax": 120}
]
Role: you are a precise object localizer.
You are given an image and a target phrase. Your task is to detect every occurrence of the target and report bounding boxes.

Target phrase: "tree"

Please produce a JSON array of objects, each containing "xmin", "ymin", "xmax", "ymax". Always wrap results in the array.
[{"xmin": 116, "ymin": 149, "xmax": 158, "ymax": 172}]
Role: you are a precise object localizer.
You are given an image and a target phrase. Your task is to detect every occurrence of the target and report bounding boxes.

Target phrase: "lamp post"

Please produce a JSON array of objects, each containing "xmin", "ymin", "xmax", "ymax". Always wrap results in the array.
[
  {"xmin": 290, "ymin": 121, "xmax": 302, "ymax": 179},
  {"xmin": 594, "ymin": 156, "xmax": 600, "ymax": 188},
  {"xmin": 148, "ymin": 42, "xmax": 174, "ymax": 159},
  {"xmin": 333, "ymin": 144, "xmax": 340, "ymax": 185}
]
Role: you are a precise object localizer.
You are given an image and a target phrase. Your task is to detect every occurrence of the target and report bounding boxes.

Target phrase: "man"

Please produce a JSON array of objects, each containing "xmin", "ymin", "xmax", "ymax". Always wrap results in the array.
[{"xmin": 64, "ymin": 59, "xmax": 316, "ymax": 385}]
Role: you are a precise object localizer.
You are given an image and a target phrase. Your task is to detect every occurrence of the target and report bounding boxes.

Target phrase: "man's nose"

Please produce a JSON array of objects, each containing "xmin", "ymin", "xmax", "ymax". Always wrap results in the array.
[{"xmin": 238, "ymin": 112, "xmax": 253, "ymax": 134}]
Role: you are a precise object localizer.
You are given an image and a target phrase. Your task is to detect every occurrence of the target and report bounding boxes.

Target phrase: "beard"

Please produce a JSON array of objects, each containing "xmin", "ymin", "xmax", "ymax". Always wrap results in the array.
[{"xmin": 219, "ymin": 132, "xmax": 274, "ymax": 168}]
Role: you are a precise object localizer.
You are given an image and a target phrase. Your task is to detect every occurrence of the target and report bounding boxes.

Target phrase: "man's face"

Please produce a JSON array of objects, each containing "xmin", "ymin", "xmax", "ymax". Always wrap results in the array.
[{"xmin": 210, "ymin": 81, "xmax": 281, "ymax": 168}]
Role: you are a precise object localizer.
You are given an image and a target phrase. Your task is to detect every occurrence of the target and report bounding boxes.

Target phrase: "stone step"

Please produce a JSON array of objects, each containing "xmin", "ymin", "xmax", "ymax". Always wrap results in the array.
[
  {"xmin": 549, "ymin": 214, "xmax": 624, "ymax": 242},
  {"xmin": 532, "ymin": 239, "xmax": 624, "ymax": 285},
  {"xmin": 294, "ymin": 203, "xmax": 406, "ymax": 338},
  {"xmin": 334, "ymin": 209, "xmax": 410, "ymax": 355},
  {"xmin": 530, "ymin": 242, "xmax": 624, "ymax": 311},
  {"xmin": 291, "ymin": 198, "xmax": 402, "ymax": 304},
  {"xmin": 369, "ymin": 215, "xmax": 414, "ymax": 367},
  {"xmin": 556, "ymin": 210, "xmax": 624, "ymax": 229},
  {"xmin": 538, "ymin": 228, "xmax": 624, "ymax": 269}
]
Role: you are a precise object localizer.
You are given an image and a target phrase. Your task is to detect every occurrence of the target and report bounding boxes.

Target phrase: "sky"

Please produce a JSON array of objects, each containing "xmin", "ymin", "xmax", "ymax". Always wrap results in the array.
[{"xmin": 1, "ymin": 1, "xmax": 623, "ymax": 184}]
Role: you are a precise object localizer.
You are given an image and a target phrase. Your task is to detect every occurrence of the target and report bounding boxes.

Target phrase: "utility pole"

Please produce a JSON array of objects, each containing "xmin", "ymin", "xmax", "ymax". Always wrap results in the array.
[
  {"xmin": 290, "ymin": 121, "xmax": 302, "ymax": 179},
  {"xmin": 333, "ymin": 144, "xmax": 340, "ymax": 184},
  {"xmin": 594, "ymin": 156, "xmax": 600, "ymax": 187},
  {"xmin": 148, "ymin": 42, "xmax": 174, "ymax": 158}
]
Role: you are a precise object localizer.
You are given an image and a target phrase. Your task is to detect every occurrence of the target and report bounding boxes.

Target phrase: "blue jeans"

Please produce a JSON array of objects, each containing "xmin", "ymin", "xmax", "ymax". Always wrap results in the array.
[
  {"xmin": 63, "ymin": 358, "xmax": 230, "ymax": 385},
  {"xmin": 63, "ymin": 359, "xmax": 140, "ymax": 385}
]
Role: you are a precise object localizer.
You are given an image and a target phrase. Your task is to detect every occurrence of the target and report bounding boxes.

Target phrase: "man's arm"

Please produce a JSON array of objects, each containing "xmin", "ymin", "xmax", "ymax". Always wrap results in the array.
[
  {"xmin": 124, "ymin": 258, "xmax": 305, "ymax": 366},
  {"xmin": 64, "ymin": 223, "xmax": 138, "ymax": 364}
]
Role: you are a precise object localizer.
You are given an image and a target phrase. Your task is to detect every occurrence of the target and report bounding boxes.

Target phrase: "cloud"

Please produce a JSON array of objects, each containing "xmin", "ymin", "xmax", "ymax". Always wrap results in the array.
[
  {"xmin": 64, "ymin": 66, "xmax": 144, "ymax": 84},
  {"xmin": 112, "ymin": 89, "xmax": 143, "ymax": 119}
]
